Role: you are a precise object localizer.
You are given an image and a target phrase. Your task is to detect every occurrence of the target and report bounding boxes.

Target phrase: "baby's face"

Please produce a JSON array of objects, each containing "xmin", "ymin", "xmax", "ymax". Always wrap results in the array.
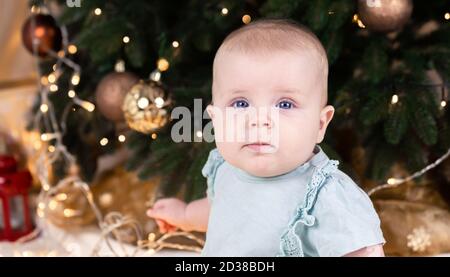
[{"xmin": 209, "ymin": 50, "xmax": 334, "ymax": 177}]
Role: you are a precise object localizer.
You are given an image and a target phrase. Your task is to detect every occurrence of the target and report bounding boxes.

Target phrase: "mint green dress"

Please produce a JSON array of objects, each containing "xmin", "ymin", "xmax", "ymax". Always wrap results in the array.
[{"xmin": 200, "ymin": 145, "xmax": 385, "ymax": 257}]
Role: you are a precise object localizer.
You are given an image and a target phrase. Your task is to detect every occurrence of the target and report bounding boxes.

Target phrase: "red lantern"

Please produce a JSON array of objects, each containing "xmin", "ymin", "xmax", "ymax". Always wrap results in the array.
[{"xmin": 0, "ymin": 155, "xmax": 33, "ymax": 241}]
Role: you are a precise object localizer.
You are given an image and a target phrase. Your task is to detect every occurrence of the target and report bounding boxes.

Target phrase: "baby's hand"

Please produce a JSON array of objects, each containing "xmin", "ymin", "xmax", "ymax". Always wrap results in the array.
[{"xmin": 146, "ymin": 198, "xmax": 188, "ymax": 233}]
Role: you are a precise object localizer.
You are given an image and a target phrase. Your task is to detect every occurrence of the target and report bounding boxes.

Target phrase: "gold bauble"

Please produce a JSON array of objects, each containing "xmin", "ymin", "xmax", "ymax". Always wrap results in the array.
[
  {"xmin": 91, "ymin": 167, "xmax": 161, "ymax": 243},
  {"xmin": 46, "ymin": 179, "xmax": 96, "ymax": 229},
  {"xmin": 358, "ymin": 0, "xmax": 413, "ymax": 32},
  {"xmin": 374, "ymin": 200, "xmax": 450, "ymax": 256},
  {"xmin": 122, "ymin": 80, "xmax": 172, "ymax": 134},
  {"xmin": 95, "ymin": 72, "xmax": 139, "ymax": 122}
]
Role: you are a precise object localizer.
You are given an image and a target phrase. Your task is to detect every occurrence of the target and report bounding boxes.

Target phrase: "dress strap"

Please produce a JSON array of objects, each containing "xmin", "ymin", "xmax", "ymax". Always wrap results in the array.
[
  {"xmin": 201, "ymin": 149, "xmax": 225, "ymax": 199},
  {"xmin": 278, "ymin": 159, "xmax": 339, "ymax": 257}
]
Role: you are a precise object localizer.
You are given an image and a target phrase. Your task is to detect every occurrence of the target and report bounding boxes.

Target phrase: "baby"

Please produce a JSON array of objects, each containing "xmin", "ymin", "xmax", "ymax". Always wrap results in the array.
[{"xmin": 147, "ymin": 19, "xmax": 385, "ymax": 257}]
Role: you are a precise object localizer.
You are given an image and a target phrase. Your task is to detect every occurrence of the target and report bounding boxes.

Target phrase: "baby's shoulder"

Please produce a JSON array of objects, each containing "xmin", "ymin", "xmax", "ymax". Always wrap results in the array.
[
  {"xmin": 313, "ymin": 168, "xmax": 378, "ymax": 220},
  {"xmin": 320, "ymin": 169, "xmax": 368, "ymax": 199}
]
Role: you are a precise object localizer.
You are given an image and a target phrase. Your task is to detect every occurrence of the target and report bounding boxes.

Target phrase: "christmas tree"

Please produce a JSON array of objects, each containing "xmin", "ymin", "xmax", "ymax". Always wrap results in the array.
[{"xmin": 26, "ymin": 0, "xmax": 449, "ymax": 204}]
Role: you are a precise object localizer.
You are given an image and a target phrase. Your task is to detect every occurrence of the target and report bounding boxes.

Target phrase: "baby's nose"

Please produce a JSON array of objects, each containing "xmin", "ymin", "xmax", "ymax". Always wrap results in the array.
[
  {"xmin": 248, "ymin": 111, "xmax": 273, "ymax": 129},
  {"xmin": 250, "ymin": 119, "xmax": 272, "ymax": 128}
]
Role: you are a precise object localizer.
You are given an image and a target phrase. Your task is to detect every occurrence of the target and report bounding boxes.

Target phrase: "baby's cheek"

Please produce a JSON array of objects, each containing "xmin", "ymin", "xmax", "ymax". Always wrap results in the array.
[{"xmin": 278, "ymin": 117, "xmax": 316, "ymax": 149}]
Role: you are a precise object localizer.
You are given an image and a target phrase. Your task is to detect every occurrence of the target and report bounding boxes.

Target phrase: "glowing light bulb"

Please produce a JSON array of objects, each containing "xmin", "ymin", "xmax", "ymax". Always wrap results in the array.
[
  {"xmin": 40, "ymin": 104, "xmax": 49, "ymax": 113},
  {"xmin": 49, "ymin": 84, "xmax": 58, "ymax": 92},
  {"xmin": 47, "ymin": 73, "xmax": 56, "ymax": 83},
  {"xmin": 68, "ymin": 44, "xmax": 77, "ymax": 54},
  {"xmin": 68, "ymin": 90, "xmax": 76, "ymax": 98},
  {"xmin": 154, "ymin": 97, "xmax": 164, "ymax": 108},
  {"xmin": 157, "ymin": 58, "xmax": 169, "ymax": 72},
  {"xmin": 242, "ymin": 14, "xmax": 252, "ymax": 24},
  {"xmin": 137, "ymin": 97, "xmax": 150, "ymax": 109},
  {"xmin": 391, "ymin": 94, "xmax": 399, "ymax": 104},
  {"xmin": 387, "ymin": 178, "xmax": 398, "ymax": 185},
  {"xmin": 100, "ymin": 138, "xmax": 109, "ymax": 146},
  {"xmin": 71, "ymin": 73, "xmax": 80, "ymax": 85}
]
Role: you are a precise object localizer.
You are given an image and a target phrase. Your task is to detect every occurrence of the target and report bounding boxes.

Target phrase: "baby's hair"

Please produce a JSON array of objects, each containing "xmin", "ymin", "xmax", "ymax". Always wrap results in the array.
[{"xmin": 213, "ymin": 19, "xmax": 329, "ymax": 106}]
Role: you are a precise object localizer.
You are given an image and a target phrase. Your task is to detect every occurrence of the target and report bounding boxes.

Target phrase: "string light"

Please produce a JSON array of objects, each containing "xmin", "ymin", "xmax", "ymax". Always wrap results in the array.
[
  {"xmin": 118, "ymin": 135, "xmax": 126, "ymax": 142},
  {"xmin": 47, "ymin": 73, "xmax": 56, "ymax": 83},
  {"xmin": 441, "ymin": 100, "xmax": 447, "ymax": 108},
  {"xmin": 151, "ymin": 133, "xmax": 157, "ymax": 140},
  {"xmin": 42, "ymin": 183, "xmax": 50, "ymax": 192},
  {"xmin": 368, "ymin": 148, "xmax": 450, "ymax": 196},
  {"xmin": 40, "ymin": 133, "xmax": 59, "ymax": 142},
  {"xmin": 357, "ymin": 20, "xmax": 366, "ymax": 28},
  {"xmin": 221, "ymin": 7, "xmax": 229, "ymax": 15},
  {"xmin": 68, "ymin": 90, "xmax": 76, "ymax": 98},
  {"xmin": 52, "ymin": 64, "xmax": 57, "ymax": 71},
  {"xmin": 157, "ymin": 58, "xmax": 170, "ymax": 72},
  {"xmin": 242, "ymin": 14, "xmax": 252, "ymax": 24},
  {"xmin": 63, "ymin": 209, "xmax": 79, "ymax": 217},
  {"xmin": 83, "ymin": 102, "xmax": 95, "ymax": 112},
  {"xmin": 71, "ymin": 73, "xmax": 80, "ymax": 85},
  {"xmin": 154, "ymin": 97, "xmax": 165, "ymax": 108},
  {"xmin": 387, "ymin": 178, "xmax": 399, "ymax": 185},
  {"xmin": 94, "ymin": 8, "xmax": 102, "ymax": 16},
  {"xmin": 115, "ymin": 59, "xmax": 125, "ymax": 72},
  {"xmin": 100, "ymin": 138, "xmax": 109, "ymax": 146},
  {"xmin": 137, "ymin": 97, "xmax": 150, "ymax": 109},
  {"xmin": 40, "ymin": 76, "xmax": 49, "ymax": 86},
  {"xmin": 196, "ymin": 131, "xmax": 203, "ymax": 138},
  {"xmin": 352, "ymin": 14, "xmax": 366, "ymax": 28},
  {"xmin": 48, "ymin": 200, "xmax": 58, "ymax": 210},
  {"xmin": 40, "ymin": 104, "xmax": 49, "ymax": 113},
  {"xmin": 49, "ymin": 84, "xmax": 58, "ymax": 92},
  {"xmin": 122, "ymin": 36, "xmax": 130, "ymax": 44},
  {"xmin": 30, "ymin": 5, "xmax": 40, "ymax": 13},
  {"xmin": 445, "ymin": 12, "xmax": 450, "ymax": 20},
  {"xmin": 172, "ymin": 41, "xmax": 179, "ymax": 48},
  {"xmin": 150, "ymin": 70, "xmax": 161, "ymax": 82},
  {"xmin": 55, "ymin": 193, "xmax": 68, "ymax": 201},
  {"xmin": 33, "ymin": 140, "xmax": 42, "ymax": 150},
  {"xmin": 68, "ymin": 44, "xmax": 77, "ymax": 54},
  {"xmin": 38, "ymin": 202, "xmax": 46, "ymax": 210},
  {"xmin": 75, "ymin": 99, "xmax": 95, "ymax": 112},
  {"xmin": 391, "ymin": 94, "xmax": 399, "ymax": 104},
  {"xmin": 48, "ymin": 145, "xmax": 56, "ymax": 153}
]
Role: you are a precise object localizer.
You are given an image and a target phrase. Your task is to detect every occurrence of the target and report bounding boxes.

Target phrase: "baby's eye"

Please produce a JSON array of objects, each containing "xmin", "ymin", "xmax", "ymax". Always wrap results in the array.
[
  {"xmin": 231, "ymin": 99, "xmax": 250, "ymax": 108},
  {"xmin": 276, "ymin": 100, "xmax": 295, "ymax": 109}
]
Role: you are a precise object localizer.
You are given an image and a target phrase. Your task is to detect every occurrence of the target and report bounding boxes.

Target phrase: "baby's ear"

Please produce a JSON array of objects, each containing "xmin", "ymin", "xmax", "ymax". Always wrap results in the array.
[{"xmin": 316, "ymin": 105, "xmax": 335, "ymax": 144}]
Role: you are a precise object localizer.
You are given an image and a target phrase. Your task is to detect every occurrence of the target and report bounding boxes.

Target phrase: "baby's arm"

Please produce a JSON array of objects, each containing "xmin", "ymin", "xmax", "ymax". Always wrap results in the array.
[
  {"xmin": 343, "ymin": 244, "xmax": 385, "ymax": 257},
  {"xmin": 146, "ymin": 197, "xmax": 210, "ymax": 233}
]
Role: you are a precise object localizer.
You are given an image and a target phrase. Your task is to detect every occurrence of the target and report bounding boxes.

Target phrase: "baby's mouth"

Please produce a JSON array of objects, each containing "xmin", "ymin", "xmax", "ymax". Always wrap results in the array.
[{"xmin": 242, "ymin": 142, "xmax": 276, "ymax": 153}]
